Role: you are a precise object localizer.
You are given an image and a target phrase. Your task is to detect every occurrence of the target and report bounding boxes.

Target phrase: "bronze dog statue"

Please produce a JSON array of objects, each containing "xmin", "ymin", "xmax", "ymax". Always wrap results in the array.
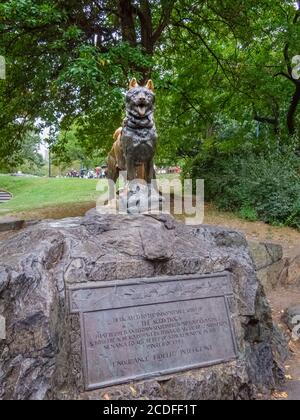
[{"xmin": 108, "ymin": 78, "xmax": 157, "ymax": 184}]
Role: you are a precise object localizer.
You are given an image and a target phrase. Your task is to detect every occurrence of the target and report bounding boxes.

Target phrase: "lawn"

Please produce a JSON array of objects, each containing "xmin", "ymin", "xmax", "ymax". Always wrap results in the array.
[
  {"xmin": 0, "ymin": 175, "xmax": 99, "ymax": 216},
  {"xmin": 0, "ymin": 173, "xmax": 180, "ymax": 218}
]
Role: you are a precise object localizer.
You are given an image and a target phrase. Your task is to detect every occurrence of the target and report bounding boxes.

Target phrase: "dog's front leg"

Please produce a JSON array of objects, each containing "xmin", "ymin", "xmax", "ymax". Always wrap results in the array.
[
  {"xmin": 126, "ymin": 157, "xmax": 136, "ymax": 182},
  {"xmin": 145, "ymin": 159, "xmax": 155, "ymax": 184}
]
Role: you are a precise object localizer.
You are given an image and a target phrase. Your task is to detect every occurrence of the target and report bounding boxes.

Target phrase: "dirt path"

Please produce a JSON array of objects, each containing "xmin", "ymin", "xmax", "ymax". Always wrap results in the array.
[
  {"xmin": 203, "ymin": 204, "xmax": 300, "ymax": 258},
  {"xmin": 0, "ymin": 201, "xmax": 96, "ymax": 222},
  {"xmin": 267, "ymin": 288, "xmax": 300, "ymax": 400}
]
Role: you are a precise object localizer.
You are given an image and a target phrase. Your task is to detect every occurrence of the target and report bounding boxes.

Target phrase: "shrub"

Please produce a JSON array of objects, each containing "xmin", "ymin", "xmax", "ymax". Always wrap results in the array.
[
  {"xmin": 238, "ymin": 206, "xmax": 258, "ymax": 222},
  {"xmin": 185, "ymin": 146, "xmax": 300, "ymax": 228}
]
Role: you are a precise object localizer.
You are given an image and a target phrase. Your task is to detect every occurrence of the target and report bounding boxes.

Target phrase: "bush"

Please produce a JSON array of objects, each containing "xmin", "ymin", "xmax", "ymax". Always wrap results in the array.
[
  {"xmin": 185, "ymin": 147, "xmax": 300, "ymax": 229},
  {"xmin": 238, "ymin": 206, "xmax": 258, "ymax": 222}
]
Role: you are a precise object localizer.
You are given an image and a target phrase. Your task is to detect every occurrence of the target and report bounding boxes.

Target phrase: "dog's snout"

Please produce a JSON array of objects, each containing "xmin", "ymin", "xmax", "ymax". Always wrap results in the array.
[{"xmin": 137, "ymin": 92, "xmax": 146, "ymax": 103}]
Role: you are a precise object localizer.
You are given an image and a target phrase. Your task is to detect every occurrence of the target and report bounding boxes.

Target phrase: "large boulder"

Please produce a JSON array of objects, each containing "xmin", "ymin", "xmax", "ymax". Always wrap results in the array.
[{"xmin": 0, "ymin": 212, "xmax": 287, "ymax": 400}]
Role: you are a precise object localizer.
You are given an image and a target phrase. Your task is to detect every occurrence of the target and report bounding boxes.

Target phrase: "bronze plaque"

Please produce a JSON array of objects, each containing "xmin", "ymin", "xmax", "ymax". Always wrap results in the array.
[{"xmin": 68, "ymin": 273, "xmax": 238, "ymax": 391}]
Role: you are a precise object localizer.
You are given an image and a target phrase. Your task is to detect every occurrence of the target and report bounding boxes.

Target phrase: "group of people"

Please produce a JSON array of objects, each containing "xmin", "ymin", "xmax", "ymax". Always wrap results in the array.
[
  {"xmin": 95, "ymin": 166, "xmax": 107, "ymax": 179},
  {"xmin": 66, "ymin": 169, "xmax": 80, "ymax": 178},
  {"xmin": 66, "ymin": 167, "xmax": 108, "ymax": 179}
]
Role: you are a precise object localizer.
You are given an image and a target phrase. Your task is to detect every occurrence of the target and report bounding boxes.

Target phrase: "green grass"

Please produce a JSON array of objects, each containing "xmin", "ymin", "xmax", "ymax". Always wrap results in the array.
[{"xmin": 0, "ymin": 175, "xmax": 99, "ymax": 215}]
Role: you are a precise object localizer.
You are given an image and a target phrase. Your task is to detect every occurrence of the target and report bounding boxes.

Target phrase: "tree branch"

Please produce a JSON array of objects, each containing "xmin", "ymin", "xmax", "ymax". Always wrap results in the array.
[
  {"xmin": 274, "ymin": 71, "xmax": 293, "ymax": 82},
  {"xmin": 287, "ymin": 85, "xmax": 300, "ymax": 135},
  {"xmin": 284, "ymin": 43, "xmax": 293, "ymax": 77},
  {"xmin": 174, "ymin": 21, "xmax": 231, "ymax": 85},
  {"xmin": 152, "ymin": 0, "xmax": 176, "ymax": 44}
]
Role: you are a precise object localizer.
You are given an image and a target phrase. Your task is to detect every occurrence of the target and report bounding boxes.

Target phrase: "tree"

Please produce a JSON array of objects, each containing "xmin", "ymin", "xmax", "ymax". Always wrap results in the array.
[
  {"xmin": 153, "ymin": 0, "xmax": 300, "ymax": 164},
  {"xmin": 0, "ymin": 1, "xmax": 176, "ymax": 164},
  {"xmin": 52, "ymin": 124, "xmax": 105, "ymax": 171},
  {"xmin": 275, "ymin": 0, "xmax": 300, "ymax": 136},
  {"xmin": 1, "ymin": 0, "xmax": 300, "ymax": 167},
  {"xmin": 0, "ymin": 130, "xmax": 44, "ymax": 173}
]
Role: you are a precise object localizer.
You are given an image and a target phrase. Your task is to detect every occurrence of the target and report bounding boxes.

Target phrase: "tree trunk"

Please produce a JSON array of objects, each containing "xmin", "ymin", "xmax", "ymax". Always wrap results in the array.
[
  {"xmin": 287, "ymin": 84, "xmax": 300, "ymax": 136},
  {"xmin": 118, "ymin": 0, "xmax": 137, "ymax": 47},
  {"xmin": 137, "ymin": 0, "xmax": 154, "ymax": 83},
  {"xmin": 117, "ymin": 0, "xmax": 175, "ymax": 84},
  {"xmin": 139, "ymin": 0, "xmax": 154, "ymax": 55}
]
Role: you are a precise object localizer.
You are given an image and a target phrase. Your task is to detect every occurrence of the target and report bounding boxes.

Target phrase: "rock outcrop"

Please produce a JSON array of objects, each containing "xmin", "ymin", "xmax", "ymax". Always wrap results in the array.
[
  {"xmin": 248, "ymin": 241, "xmax": 288, "ymax": 292},
  {"xmin": 0, "ymin": 212, "xmax": 287, "ymax": 400}
]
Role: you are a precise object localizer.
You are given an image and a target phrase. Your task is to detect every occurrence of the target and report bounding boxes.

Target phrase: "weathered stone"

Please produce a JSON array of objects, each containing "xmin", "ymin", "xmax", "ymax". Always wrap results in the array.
[
  {"xmin": 282, "ymin": 305, "xmax": 300, "ymax": 332},
  {"xmin": 0, "ymin": 212, "xmax": 287, "ymax": 400},
  {"xmin": 248, "ymin": 241, "xmax": 283, "ymax": 271},
  {"xmin": 285, "ymin": 256, "xmax": 300, "ymax": 287},
  {"xmin": 0, "ymin": 218, "xmax": 25, "ymax": 233},
  {"xmin": 120, "ymin": 182, "xmax": 164, "ymax": 215},
  {"xmin": 256, "ymin": 259, "xmax": 289, "ymax": 293}
]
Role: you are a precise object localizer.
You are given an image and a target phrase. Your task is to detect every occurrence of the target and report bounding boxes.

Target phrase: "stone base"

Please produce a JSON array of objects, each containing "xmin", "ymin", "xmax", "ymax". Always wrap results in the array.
[
  {"xmin": 117, "ymin": 181, "xmax": 164, "ymax": 214},
  {"xmin": 0, "ymin": 212, "xmax": 287, "ymax": 400}
]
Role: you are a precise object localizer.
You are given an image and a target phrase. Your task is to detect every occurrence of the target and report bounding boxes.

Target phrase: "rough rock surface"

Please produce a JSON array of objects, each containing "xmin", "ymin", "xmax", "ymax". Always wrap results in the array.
[
  {"xmin": 285, "ymin": 256, "xmax": 300, "ymax": 287},
  {"xmin": 0, "ymin": 211, "xmax": 287, "ymax": 400},
  {"xmin": 248, "ymin": 241, "xmax": 290, "ymax": 292},
  {"xmin": 248, "ymin": 241, "xmax": 283, "ymax": 271},
  {"xmin": 282, "ymin": 305, "xmax": 300, "ymax": 333},
  {"xmin": 259, "ymin": 261, "xmax": 289, "ymax": 292}
]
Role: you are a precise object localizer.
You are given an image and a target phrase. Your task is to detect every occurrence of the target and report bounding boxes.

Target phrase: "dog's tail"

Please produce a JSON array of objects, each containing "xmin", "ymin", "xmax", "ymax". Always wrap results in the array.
[{"xmin": 113, "ymin": 127, "xmax": 122, "ymax": 141}]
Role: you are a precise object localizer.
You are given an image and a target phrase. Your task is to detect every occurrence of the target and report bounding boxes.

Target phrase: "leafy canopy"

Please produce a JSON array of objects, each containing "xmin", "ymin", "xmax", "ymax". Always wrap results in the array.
[{"xmin": 0, "ymin": 0, "xmax": 300, "ymax": 166}]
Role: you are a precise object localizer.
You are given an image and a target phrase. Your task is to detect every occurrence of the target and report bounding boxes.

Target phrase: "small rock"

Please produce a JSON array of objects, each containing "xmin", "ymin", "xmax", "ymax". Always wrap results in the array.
[
  {"xmin": 282, "ymin": 305, "xmax": 300, "ymax": 337},
  {"xmin": 248, "ymin": 241, "xmax": 283, "ymax": 271},
  {"xmin": 286, "ymin": 256, "xmax": 300, "ymax": 287}
]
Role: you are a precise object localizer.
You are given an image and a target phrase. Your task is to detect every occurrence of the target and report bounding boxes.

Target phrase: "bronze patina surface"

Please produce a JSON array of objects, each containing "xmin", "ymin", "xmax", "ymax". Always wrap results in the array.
[{"xmin": 68, "ymin": 273, "xmax": 238, "ymax": 391}]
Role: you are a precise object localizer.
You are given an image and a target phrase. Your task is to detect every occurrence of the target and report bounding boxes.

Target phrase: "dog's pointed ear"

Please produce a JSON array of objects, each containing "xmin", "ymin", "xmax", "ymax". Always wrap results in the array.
[
  {"xmin": 129, "ymin": 78, "xmax": 138, "ymax": 90},
  {"xmin": 146, "ymin": 80, "xmax": 154, "ymax": 92}
]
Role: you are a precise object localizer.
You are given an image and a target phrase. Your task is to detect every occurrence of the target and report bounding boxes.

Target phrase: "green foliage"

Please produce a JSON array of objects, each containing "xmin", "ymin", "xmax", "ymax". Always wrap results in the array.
[
  {"xmin": 0, "ymin": 131, "xmax": 44, "ymax": 174},
  {"xmin": 187, "ymin": 147, "xmax": 300, "ymax": 228},
  {"xmin": 238, "ymin": 206, "xmax": 258, "ymax": 222},
  {"xmin": 155, "ymin": 0, "xmax": 300, "ymax": 163},
  {"xmin": 1, "ymin": 0, "xmax": 300, "ymax": 163},
  {"xmin": 51, "ymin": 124, "xmax": 109, "ymax": 175},
  {"xmin": 0, "ymin": 1, "xmax": 168, "ymax": 162}
]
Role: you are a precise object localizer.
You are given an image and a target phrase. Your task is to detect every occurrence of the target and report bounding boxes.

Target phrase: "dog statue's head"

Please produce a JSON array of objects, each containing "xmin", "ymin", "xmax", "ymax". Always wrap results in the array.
[{"xmin": 126, "ymin": 78, "xmax": 155, "ymax": 118}]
